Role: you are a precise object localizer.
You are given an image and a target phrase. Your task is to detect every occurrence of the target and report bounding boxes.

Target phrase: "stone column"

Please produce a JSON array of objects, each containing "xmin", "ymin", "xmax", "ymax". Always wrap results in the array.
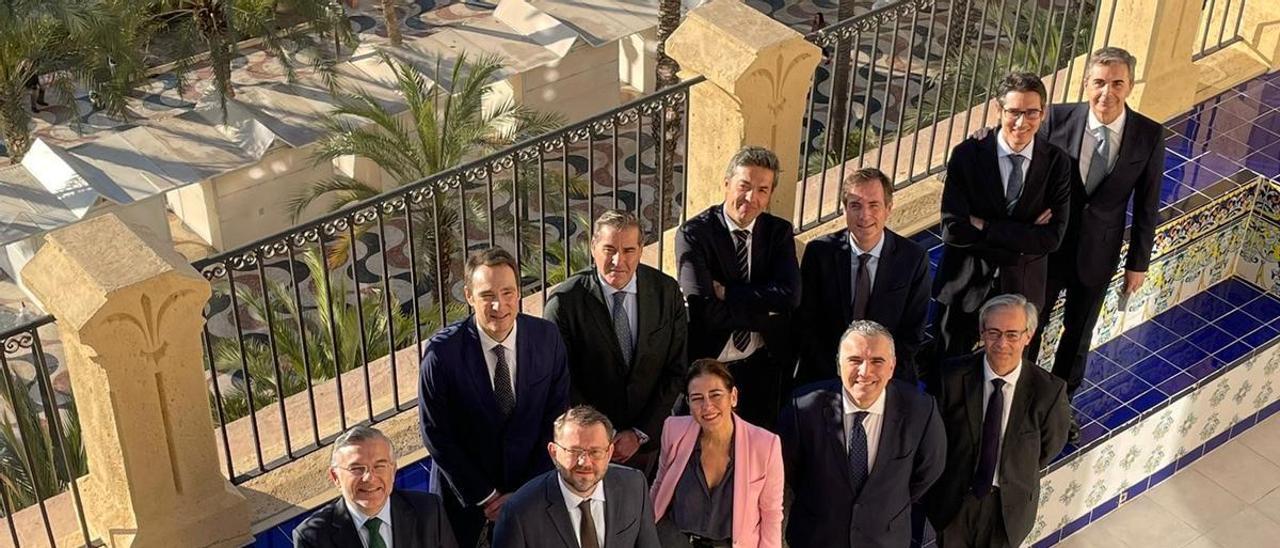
[
  {"xmin": 667, "ymin": 0, "xmax": 822, "ymax": 223},
  {"xmin": 1088, "ymin": 0, "xmax": 1203, "ymax": 122},
  {"xmin": 22, "ymin": 215, "xmax": 251, "ymax": 548}
]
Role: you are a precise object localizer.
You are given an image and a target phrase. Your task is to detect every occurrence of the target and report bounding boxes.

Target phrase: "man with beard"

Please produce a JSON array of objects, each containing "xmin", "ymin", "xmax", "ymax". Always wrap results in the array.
[{"xmin": 493, "ymin": 406, "xmax": 660, "ymax": 548}]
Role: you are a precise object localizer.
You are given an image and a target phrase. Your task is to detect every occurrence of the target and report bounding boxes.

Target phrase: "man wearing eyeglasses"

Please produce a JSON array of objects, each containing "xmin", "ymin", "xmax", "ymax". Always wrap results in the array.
[
  {"xmin": 494, "ymin": 406, "xmax": 660, "ymax": 548},
  {"xmin": 930, "ymin": 72, "xmax": 1073, "ymax": 368},
  {"xmin": 924, "ymin": 294, "xmax": 1070, "ymax": 548},
  {"xmin": 294, "ymin": 425, "xmax": 459, "ymax": 548}
]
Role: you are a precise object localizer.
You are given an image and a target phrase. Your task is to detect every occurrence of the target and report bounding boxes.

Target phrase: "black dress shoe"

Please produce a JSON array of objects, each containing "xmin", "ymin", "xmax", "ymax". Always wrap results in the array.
[{"xmin": 1068, "ymin": 415, "xmax": 1081, "ymax": 445}]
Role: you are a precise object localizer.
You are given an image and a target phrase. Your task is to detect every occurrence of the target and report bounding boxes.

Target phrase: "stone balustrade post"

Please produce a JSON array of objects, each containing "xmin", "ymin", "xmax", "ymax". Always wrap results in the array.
[
  {"xmin": 1083, "ymin": 0, "xmax": 1203, "ymax": 122},
  {"xmin": 22, "ymin": 214, "xmax": 251, "ymax": 548}
]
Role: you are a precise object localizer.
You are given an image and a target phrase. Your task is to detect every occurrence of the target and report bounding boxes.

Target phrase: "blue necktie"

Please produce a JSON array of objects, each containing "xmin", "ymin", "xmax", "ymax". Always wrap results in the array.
[
  {"xmin": 972, "ymin": 378, "xmax": 1005, "ymax": 497},
  {"xmin": 611, "ymin": 291, "xmax": 633, "ymax": 366},
  {"xmin": 1085, "ymin": 126, "xmax": 1111, "ymax": 194},
  {"xmin": 849, "ymin": 411, "xmax": 869, "ymax": 494},
  {"xmin": 1006, "ymin": 156, "xmax": 1025, "ymax": 214},
  {"xmin": 731, "ymin": 229, "xmax": 751, "ymax": 352}
]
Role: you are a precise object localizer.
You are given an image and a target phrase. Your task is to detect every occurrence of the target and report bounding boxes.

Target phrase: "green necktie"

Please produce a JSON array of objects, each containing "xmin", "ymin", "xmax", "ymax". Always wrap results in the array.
[{"xmin": 364, "ymin": 517, "xmax": 387, "ymax": 548}]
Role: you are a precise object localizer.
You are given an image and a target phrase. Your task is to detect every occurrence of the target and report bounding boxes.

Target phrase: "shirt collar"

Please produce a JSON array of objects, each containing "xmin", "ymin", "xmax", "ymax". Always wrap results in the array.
[
  {"xmin": 721, "ymin": 205, "xmax": 757, "ymax": 234},
  {"xmin": 558, "ymin": 472, "xmax": 607, "ymax": 507},
  {"xmin": 996, "ymin": 129, "xmax": 1034, "ymax": 161},
  {"xmin": 597, "ymin": 270, "xmax": 638, "ymax": 298},
  {"xmin": 842, "ymin": 385, "xmax": 888, "ymax": 417},
  {"xmin": 848, "ymin": 230, "xmax": 886, "ymax": 258},
  {"xmin": 345, "ymin": 497, "xmax": 393, "ymax": 535},
  {"xmin": 475, "ymin": 316, "xmax": 518, "ymax": 354},
  {"xmin": 1087, "ymin": 106, "xmax": 1127, "ymax": 136},
  {"xmin": 982, "ymin": 355, "xmax": 1022, "ymax": 389}
]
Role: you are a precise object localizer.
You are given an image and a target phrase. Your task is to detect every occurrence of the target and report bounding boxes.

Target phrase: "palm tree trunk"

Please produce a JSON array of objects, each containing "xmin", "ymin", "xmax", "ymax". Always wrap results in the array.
[
  {"xmin": 828, "ymin": 1, "xmax": 860, "ymax": 158},
  {"xmin": 654, "ymin": 0, "xmax": 682, "ymax": 227},
  {"xmin": 381, "ymin": 0, "xmax": 402, "ymax": 46},
  {"xmin": 0, "ymin": 86, "xmax": 33, "ymax": 162}
]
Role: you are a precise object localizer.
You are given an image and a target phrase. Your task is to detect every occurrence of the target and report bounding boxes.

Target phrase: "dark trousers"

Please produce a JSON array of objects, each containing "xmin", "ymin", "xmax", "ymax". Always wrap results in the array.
[
  {"xmin": 727, "ymin": 351, "xmax": 784, "ymax": 431},
  {"xmin": 442, "ymin": 488, "xmax": 489, "ymax": 548},
  {"xmin": 936, "ymin": 490, "xmax": 1009, "ymax": 548},
  {"xmin": 1033, "ymin": 272, "xmax": 1109, "ymax": 399}
]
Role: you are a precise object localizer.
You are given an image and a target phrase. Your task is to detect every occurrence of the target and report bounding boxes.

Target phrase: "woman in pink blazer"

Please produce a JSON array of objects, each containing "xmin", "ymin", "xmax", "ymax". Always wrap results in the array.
[{"xmin": 650, "ymin": 359, "xmax": 784, "ymax": 548}]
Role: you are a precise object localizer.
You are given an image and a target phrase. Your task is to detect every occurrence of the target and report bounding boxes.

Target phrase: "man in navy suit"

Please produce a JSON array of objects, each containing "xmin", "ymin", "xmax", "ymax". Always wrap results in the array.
[
  {"xmin": 294, "ymin": 425, "xmax": 458, "ymax": 548},
  {"xmin": 1035, "ymin": 47, "xmax": 1164, "ymax": 443},
  {"xmin": 797, "ymin": 167, "xmax": 931, "ymax": 386},
  {"xmin": 780, "ymin": 320, "xmax": 947, "ymax": 548},
  {"xmin": 419, "ymin": 247, "xmax": 570, "ymax": 547},
  {"xmin": 931, "ymin": 72, "xmax": 1072, "ymax": 367},
  {"xmin": 676, "ymin": 145, "xmax": 801, "ymax": 430}
]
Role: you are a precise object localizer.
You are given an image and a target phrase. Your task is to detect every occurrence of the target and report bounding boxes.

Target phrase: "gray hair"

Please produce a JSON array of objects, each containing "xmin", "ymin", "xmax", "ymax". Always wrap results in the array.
[
  {"xmin": 330, "ymin": 425, "xmax": 393, "ymax": 466},
  {"xmin": 553, "ymin": 405, "xmax": 616, "ymax": 441},
  {"xmin": 978, "ymin": 294, "xmax": 1039, "ymax": 334},
  {"xmin": 722, "ymin": 145, "xmax": 781, "ymax": 183},
  {"xmin": 838, "ymin": 320, "xmax": 897, "ymax": 361},
  {"xmin": 592, "ymin": 209, "xmax": 644, "ymax": 242},
  {"xmin": 1085, "ymin": 47, "xmax": 1138, "ymax": 82}
]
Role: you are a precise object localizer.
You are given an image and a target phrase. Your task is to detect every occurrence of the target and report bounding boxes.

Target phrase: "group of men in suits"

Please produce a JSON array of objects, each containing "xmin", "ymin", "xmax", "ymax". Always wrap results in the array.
[{"xmin": 296, "ymin": 46, "xmax": 1163, "ymax": 548}]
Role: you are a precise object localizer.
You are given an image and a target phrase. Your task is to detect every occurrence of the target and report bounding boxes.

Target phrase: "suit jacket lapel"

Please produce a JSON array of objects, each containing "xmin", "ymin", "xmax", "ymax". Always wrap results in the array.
[
  {"xmin": 604, "ymin": 469, "xmax": 626, "ymax": 547},
  {"xmin": 865, "ymin": 233, "xmax": 897, "ymax": 319},
  {"xmin": 1064, "ymin": 104, "xmax": 1087, "ymax": 162},
  {"xmin": 836, "ymin": 233, "xmax": 854, "ymax": 324},
  {"xmin": 825, "ymin": 391, "xmax": 857, "ymax": 494},
  {"xmin": 542, "ymin": 473, "xmax": 578, "ymax": 547},
  {"xmin": 633, "ymin": 267, "xmax": 660, "ymax": 367},
  {"xmin": 331, "ymin": 498, "xmax": 365, "ymax": 547},
  {"xmin": 1001, "ymin": 364, "xmax": 1036, "ymax": 465},
  {"xmin": 389, "ymin": 492, "xmax": 415, "ymax": 548},
  {"xmin": 979, "ymin": 134, "xmax": 1005, "ymax": 209},
  {"xmin": 869, "ymin": 383, "xmax": 903, "ymax": 479},
  {"xmin": 963, "ymin": 362, "xmax": 985, "ymax": 446},
  {"xmin": 1111, "ymin": 105, "xmax": 1144, "ymax": 171},
  {"xmin": 463, "ymin": 319, "xmax": 501, "ymax": 422},
  {"xmin": 1013, "ymin": 144, "xmax": 1051, "ymax": 216},
  {"xmin": 514, "ymin": 315, "xmax": 535, "ymax": 415}
]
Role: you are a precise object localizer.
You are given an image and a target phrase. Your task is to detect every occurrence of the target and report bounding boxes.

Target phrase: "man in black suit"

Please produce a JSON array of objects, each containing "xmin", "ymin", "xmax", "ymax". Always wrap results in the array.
[
  {"xmin": 797, "ymin": 168, "xmax": 931, "ymax": 386},
  {"xmin": 676, "ymin": 145, "xmax": 801, "ymax": 430},
  {"xmin": 493, "ymin": 406, "xmax": 660, "ymax": 548},
  {"xmin": 544, "ymin": 209, "xmax": 687, "ymax": 473},
  {"xmin": 1036, "ymin": 47, "xmax": 1164, "ymax": 443},
  {"xmin": 925, "ymin": 294, "xmax": 1071, "ymax": 548},
  {"xmin": 931, "ymin": 72, "xmax": 1073, "ymax": 363},
  {"xmin": 780, "ymin": 320, "xmax": 946, "ymax": 548},
  {"xmin": 419, "ymin": 247, "xmax": 571, "ymax": 547},
  {"xmin": 294, "ymin": 425, "xmax": 458, "ymax": 548}
]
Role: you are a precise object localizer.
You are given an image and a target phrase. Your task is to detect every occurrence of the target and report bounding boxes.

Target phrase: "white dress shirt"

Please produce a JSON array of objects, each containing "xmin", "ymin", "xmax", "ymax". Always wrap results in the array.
[
  {"xmin": 1079, "ymin": 108, "xmax": 1127, "ymax": 183},
  {"xmin": 996, "ymin": 130, "xmax": 1036, "ymax": 196},
  {"xmin": 848, "ymin": 231, "xmax": 886, "ymax": 296},
  {"xmin": 717, "ymin": 207, "xmax": 763, "ymax": 362},
  {"xmin": 558, "ymin": 474, "xmax": 607, "ymax": 548},
  {"xmin": 842, "ymin": 386, "xmax": 887, "ymax": 473},
  {"xmin": 981, "ymin": 356, "xmax": 1023, "ymax": 488},
  {"xmin": 475, "ymin": 317, "xmax": 518, "ymax": 399},
  {"xmin": 598, "ymin": 271, "xmax": 639, "ymax": 345},
  {"xmin": 346, "ymin": 499, "xmax": 394, "ymax": 548}
]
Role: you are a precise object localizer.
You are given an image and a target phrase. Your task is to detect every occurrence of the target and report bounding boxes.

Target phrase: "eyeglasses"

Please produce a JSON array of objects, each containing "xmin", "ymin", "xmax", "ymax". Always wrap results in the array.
[
  {"xmin": 982, "ymin": 328, "xmax": 1029, "ymax": 343},
  {"xmin": 553, "ymin": 442, "xmax": 612, "ymax": 461},
  {"xmin": 334, "ymin": 462, "xmax": 393, "ymax": 478},
  {"xmin": 1001, "ymin": 108, "xmax": 1043, "ymax": 121}
]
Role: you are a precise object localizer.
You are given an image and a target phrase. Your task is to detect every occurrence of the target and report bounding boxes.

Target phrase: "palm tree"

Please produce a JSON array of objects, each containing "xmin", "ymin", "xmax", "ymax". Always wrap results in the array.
[
  {"xmin": 150, "ymin": 0, "xmax": 355, "ymax": 112},
  {"xmin": 379, "ymin": 0, "xmax": 402, "ymax": 46},
  {"xmin": 0, "ymin": 0, "xmax": 149, "ymax": 161},
  {"xmin": 826, "ymin": 1, "xmax": 860, "ymax": 157},
  {"xmin": 0, "ymin": 370, "xmax": 86, "ymax": 513},
  {"xmin": 654, "ymin": 0, "xmax": 682, "ymax": 224}
]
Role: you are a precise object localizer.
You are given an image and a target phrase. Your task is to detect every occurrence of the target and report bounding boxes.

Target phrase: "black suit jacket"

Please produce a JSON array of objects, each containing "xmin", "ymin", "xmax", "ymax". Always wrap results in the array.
[
  {"xmin": 1041, "ymin": 103, "xmax": 1164, "ymax": 287},
  {"xmin": 292, "ymin": 490, "xmax": 459, "ymax": 548},
  {"xmin": 933, "ymin": 133, "xmax": 1073, "ymax": 312},
  {"xmin": 676, "ymin": 205, "xmax": 801, "ymax": 361},
  {"xmin": 924, "ymin": 353, "xmax": 1071, "ymax": 546},
  {"xmin": 418, "ymin": 315, "xmax": 570, "ymax": 506},
  {"xmin": 779, "ymin": 379, "xmax": 946, "ymax": 548},
  {"xmin": 543, "ymin": 265, "xmax": 688, "ymax": 445},
  {"xmin": 797, "ymin": 229, "xmax": 931, "ymax": 385},
  {"xmin": 493, "ymin": 465, "xmax": 660, "ymax": 548}
]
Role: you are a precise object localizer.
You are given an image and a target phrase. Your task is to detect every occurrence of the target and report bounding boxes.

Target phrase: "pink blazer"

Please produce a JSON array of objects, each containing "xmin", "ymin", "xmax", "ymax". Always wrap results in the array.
[{"xmin": 649, "ymin": 414, "xmax": 784, "ymax": 548}]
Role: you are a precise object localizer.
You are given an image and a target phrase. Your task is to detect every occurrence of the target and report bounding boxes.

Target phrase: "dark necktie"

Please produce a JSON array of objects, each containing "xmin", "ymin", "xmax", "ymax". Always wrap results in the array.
[
  {"xmin": 972, "ymin": 378, "xmax": 1006, "ymax": 497},
  {"xmin": 1085, "ymin": 126, "xmax": 1111, "ymax": 195},
  {"xmin": 364, "ymin": 517, "xmax": 387, "ymax": 548},
  {"xmin": 852, "ymin": 253, "xmax": 871, "ymax": 320},
  {"xmin": 492, "ymin": 346, "xmax": 515, "ymax": 418},
  {"xmin": 730, "ymin": 229, "xmax": 751, "ymax": 352},
  {"xmin": 611, "ymin": 291, "xmax": 633, "ymax": 366},
  {"xmin": 578, "ymin": 499, "xmax": 600, "ymax": 548},
  {"xmin": 848, "ymin": 411, "xmax": 869, "ymax": 495},
  {"xmin": 1006, "ymin": 155, "xmax": 1025, "ymax": 214}
]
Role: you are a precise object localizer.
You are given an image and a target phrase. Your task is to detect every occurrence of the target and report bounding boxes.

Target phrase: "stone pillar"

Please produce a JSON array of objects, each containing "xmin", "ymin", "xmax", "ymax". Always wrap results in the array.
[
  {"xmin": 1089, "ymin": 0, "xmax": 1202, "ymax": 122},
  {"xmin": 22, "ymin": 215, "xmax": 251, "ymax": 548},
  {"xmin": 666, "ymin": 0, "xmax": 822, "ymax": 222}
]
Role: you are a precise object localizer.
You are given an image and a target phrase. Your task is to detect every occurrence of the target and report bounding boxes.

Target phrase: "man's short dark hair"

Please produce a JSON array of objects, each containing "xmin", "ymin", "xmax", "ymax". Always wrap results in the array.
[
  {"xmin": 841, "ymin": 167, "xmax": 894, "ymax": 207},
  {"xmin": 1085, "ymin": 47, "xmax": 1138, "ymax": 83},
  {"xmin": 330, "ymin": 425, "xmax": 393, "ymax": 466},
  {"xmin": 722, "ymin": 145, "xmax": 781, "ymax": 185},
  {"xmin": 464, "ymin": 246, "xmax": 518, "ymax": 290},
  {"xmin": 553, "ymin": 405, "xmax": 616, "ymax": 440},
  {"xmin": 995, "ymin": 72, "xmax": 1048, "ymax": 109}
]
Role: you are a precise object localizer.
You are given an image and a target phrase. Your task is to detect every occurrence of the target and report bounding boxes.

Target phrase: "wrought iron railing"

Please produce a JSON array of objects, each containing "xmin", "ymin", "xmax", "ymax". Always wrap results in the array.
[
  {"xmin": 192, "ymin": 78, "xmax": 701, "ymax": 483},
  {"xmin": 1194, "ymin": 0, "xmax": 1247, "ymax": 60},
  {"xmin": 0, "ymin": 316, "xmax": 92, "ymax": 547},
  {"xmin": 795, "ymin": 0, "xmax": 1116, "ymax": 231}
]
